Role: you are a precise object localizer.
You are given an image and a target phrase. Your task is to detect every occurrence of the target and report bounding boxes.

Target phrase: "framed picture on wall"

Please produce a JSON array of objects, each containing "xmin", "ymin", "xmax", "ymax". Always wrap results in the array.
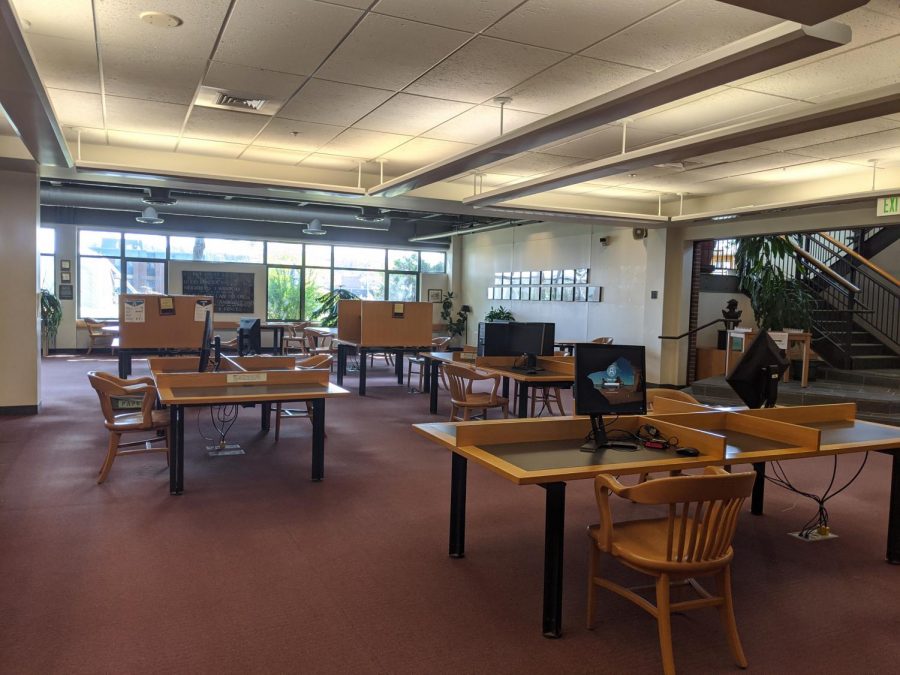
[
  {"xmin": 494, "ymin": 272, "xmax": 503, "ymax": 285},
  {"xmin": 502, "ymin": 272, "xmax": 511, "ymax": 284},
  {"xmin": 60, "ymin": 259, "xmax": 71, "ymax": 270},
  {"xmin": 511, "ymin": 271, "xmax": 521, "ymax": 285},
  {"xmin": 575, "ymin": 268, "xmax": 589, "ymax": 284},
  {"xmin": 427, "ymin": 289, "xmax": 443, "ymax": 303},
  {"xmin": 500, "ymin": 287, "xmax": 510, "ymax": 300},
  {"xmin": 540, "ymin": 287, "xmax": 551, "ymax": 301},
  {"xmin": 563, "ymin": 269, "xmax": 575, "ymax": 284},
  {"xmin": 562, "ymin": 286, "xmax": 575, "ymax": 302},
  {"xmin": 487, "ymin": 287, "xmax": 495, "ymax": 300},
  {"xmin": 587, "ymin": 286, "xmax": 603, "ymax": 302},
  {"xmin": 530, "ymin": 271, "xmax": 541, "ymax": 284},
  {"xmin": 551, "ymin": 287, "xmax": 561, "ymax": 301},
  {"xmin": 575, "ymin": 287, "xmax": 587, "ymax": 302},
  {"xmin": 510, "ymin": 287, "xmax": 520, "ymax": 300},
  {"xmin": 551, "ymin": 270, "xmax": 563, "ymax": 284},
  {"xmin": 541, "ymin": 270, "xmax": 552, "ymax": 284},
  {"xmin": 58, "ymin": 284, "xmax": 73, "ymax": 300},
  {"xmin": 60, "ymin": 271, "xmax": 71, "ymax": 283}
]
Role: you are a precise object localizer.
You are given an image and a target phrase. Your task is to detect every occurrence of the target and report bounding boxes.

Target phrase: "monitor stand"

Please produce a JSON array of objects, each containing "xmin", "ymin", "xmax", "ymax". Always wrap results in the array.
[
  {"xmin": 762, "ymin": 364, "xmax": 780, "ymax": 408},
  {"xmin": 580, "ymin": 414, "xmax": 639, "ymax": 453}
]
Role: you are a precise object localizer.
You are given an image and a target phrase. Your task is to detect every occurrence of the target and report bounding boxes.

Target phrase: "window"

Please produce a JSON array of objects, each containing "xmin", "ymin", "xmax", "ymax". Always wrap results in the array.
[
  {"xmin": 333, "ymin": 269, "xmax": 384, "ymax": 300},
  {"xmin": 268, "ymin": 241, "xmax": 302, "ymax": 265},
  {"xmin": 333, "ymin": 246, "xmax": 385, "ymax": 270},
  {"xmin": 38, "ymin": 227, "xmax": 55, "ymax": 291},
  {"xmin": 124, "ymin": 233, "xmax": 167, "ymax": 259},
  {"xmin": 268, "ymin": 267, "xmax": 302, "ymax": 320},
  {"xmin": 421, "ymin": 250, "xmax": 446, "ymax": 273},
  {"xmin": 169, "ymin": 236, "xmax": 264, "ymax": 263},
  {"xmin": 388, "ymin": 249, "xmax": 419, "ymax": 271},
  {"xmin": 388, "ymin": 273, "xmax": 417, "ymax": 301},
  {"xmin": 79, "ymin": 229, "xmax": 122, "ymax": 319},
  {"xmin": 304, "ymin": 267, "xmax": 332, "ymax": 320},
  {"xmin": 305, "ymin": 244, "xmax": 331, "ymax": 267}
]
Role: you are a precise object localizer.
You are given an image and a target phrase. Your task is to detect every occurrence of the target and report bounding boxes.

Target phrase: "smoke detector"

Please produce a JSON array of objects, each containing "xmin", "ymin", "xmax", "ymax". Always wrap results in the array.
[
  {"xmin": 194, "ymin": 86, "xmax": 281, "ymax": 116},
  {"xmin": 142, "ymin": 188, "xmax": 176, "ymax": 205},
  {"xmin": 136, "ymin": 206, "xmax": 164, "ymax": 225},
  {"xmin": 302, "ymin": 218, "xmax": 327, "ymax": 235}
]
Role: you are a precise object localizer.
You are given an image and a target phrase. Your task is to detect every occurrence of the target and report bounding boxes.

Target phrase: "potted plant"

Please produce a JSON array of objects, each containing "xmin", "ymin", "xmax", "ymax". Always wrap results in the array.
[
  {"xmin": 309, "ymin": 287, "xmax": 359, "ymax": 327},
  {"xmin": 485, "ymin": 306, "xmax": 514, "ymax": 322},
  {"xmin": 440, "ymin": 292, "xmax": 468, "ymax": 345},
  {"xmin": 40, "ymin": 288, "xmax": 62, "ymax": 357}
]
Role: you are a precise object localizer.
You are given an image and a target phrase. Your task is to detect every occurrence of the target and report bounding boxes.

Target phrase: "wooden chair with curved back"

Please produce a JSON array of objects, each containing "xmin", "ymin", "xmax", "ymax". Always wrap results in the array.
[
  {"xmin": 87, "ymin": 371, "xmax": 170, "ymax": 484},
  {"xmin": 282, "ymin": 321, "xmax": 312, "ymax": 354},
  {"xmin": 443, "ymin": 363, "xmax": 509, "ymax": 422},
  {"xmin": 274, "ymin": 354, "xmax": 333, "ymax": 440},
  {"xmin": 406, "ymin": 337, "xmax": 453, "ymax": 392},
  {"xmin": 591, "ymin": 337, "xmax": 614, "ymax": 345},
  {"xmin": 587, "ymin": 466, "xmax": 755, "ymax": 675},
  {"xmin": 647, "ymin": 388, "xmax": 700, "ymax": 412}
]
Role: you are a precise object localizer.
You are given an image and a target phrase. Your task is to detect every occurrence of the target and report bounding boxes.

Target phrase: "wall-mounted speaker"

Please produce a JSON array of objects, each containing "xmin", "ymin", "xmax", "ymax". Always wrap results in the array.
[{"xmin": 632, "ymin": 227, "xmax": 648, "ymax": 240}]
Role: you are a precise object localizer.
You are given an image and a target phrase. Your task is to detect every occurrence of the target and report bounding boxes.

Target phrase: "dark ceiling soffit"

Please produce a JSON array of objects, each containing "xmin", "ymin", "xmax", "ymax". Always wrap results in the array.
[
  {"xmin": 715, "ymin": 0, "xmax": 868, "ymax": 24},
  {"xmin": 464, "ymin": 83, "xmax": 900, "ymax": 206},
  {"xmin": 367, "ymin": 20, "xmax": 849, "ymax": 198},
  {"xmin": 0, "ymin": 0, "xmax": 72, "ymax": 167}
]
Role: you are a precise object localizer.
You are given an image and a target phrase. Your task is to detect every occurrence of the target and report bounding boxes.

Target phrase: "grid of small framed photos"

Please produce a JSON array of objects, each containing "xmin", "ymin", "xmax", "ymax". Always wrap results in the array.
[{"xmin": 487, "ymin": 269, "xmax": 603, "ymax": 303}]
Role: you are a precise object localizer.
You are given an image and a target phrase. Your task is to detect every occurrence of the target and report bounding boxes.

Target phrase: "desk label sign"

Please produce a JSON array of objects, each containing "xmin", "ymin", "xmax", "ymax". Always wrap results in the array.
[
  {"xmin": 876, "ymin": 196, "xmax": 899, "ymax": 217},
  {"xmin": 226, "ymin": 372, "xmax": 267, "ymax": 384}
]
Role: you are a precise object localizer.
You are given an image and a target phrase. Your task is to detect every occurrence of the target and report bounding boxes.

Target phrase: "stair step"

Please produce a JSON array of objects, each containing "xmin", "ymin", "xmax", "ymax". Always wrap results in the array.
[
  {"xmin": 849, "ymin": 354, "xmax": 900, "ymax": 369},
  {"xmin": 849, "ymin": 344, "xmax": 893, "ymax": 356}
]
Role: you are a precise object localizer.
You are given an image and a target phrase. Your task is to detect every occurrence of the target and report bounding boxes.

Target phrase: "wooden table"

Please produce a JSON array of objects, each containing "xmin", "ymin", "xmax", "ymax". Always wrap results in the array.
[
  {"xmin": 725, "ymin": 330, "xmax": 812, "ymax": 387},
  {"xmin": 420, "ymin": 352, "xmax": 575, "ymax": 418},
  {"xmin": 150, "ymin": 355, "xmax": 349, "ymax": 494},
  {"xmin": 413, "ymin": 403, "xmax": 900, "ymax": 638}
]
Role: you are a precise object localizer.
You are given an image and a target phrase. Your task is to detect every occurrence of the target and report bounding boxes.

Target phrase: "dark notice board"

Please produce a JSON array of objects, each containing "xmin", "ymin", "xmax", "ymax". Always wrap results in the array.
[{"xmin": 182, "ymin": 271, "xmax": 254, "ymax": 313}]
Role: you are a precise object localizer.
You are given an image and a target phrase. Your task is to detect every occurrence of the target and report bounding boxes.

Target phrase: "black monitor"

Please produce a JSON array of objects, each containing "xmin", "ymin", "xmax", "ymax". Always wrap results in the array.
[
  {"xmin": 238, "ymin": 317, "xmax": 262, "ymax": 356},
  {"xmin": 726, "ymin": 330, "xmax": 789, "ymax": 409},
  {"xmin": 198, "ymin": 310, "xmax": 214, "ymax": 373},
  {"xmin": 574, "ymin": 343, "xmax": 647, "ymax": 451},
  {"xmin": 508, "ymin": 322, "xmax": 555, "ymax": 368}
]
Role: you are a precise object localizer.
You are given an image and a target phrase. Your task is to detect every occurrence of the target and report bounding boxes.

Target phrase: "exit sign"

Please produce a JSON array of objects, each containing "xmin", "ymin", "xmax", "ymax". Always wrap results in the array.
[{"xmin": 877, "ymin": 196, "xmax": 899, "ymax": 217}]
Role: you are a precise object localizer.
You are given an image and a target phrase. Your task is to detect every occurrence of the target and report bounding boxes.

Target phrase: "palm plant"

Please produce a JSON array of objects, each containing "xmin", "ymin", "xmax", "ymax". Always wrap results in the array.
[
  {"xmin": 309, "ymin": 287, "xmax": 359, "ymax": 327},
  {"xmin": 40, "ymin": 289, "xmax": 63, "ymax": 354}
]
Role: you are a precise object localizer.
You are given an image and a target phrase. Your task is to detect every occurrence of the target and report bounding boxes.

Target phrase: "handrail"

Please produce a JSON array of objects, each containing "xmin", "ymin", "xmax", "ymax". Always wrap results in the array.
[
  {"xmin": 660, "ymin": 318, "xmax": 727, "ymax": 340},
  {"xmin": 786, "ymin": 240, "xmax": 861, "ymax": 293},
  {"xmin": 817, "ymin": 232, "xmax": 900, "ymax": 288}
]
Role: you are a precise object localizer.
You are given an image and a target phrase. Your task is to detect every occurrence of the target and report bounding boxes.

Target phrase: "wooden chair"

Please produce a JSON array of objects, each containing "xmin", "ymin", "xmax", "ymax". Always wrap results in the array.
[
  {"xmin": 443, "ymin": 363, "xmax": 509, "ymax": 422},
  {"xmin": 647, "ymin": 388, "xmax": 700, "ymax": 411},
  {"xmin": 274, "ymin": 354, "xmax": 333, "ymax": 440},
  {"xmin": 587, "ymin": 466, "xmax": 755, "ymax": 675},
  {"xmin": 83, "ymin": 318, "xmax": 115, "ymax": 355},
  {"xmin": 282, "ymin": 322, "xmax": 311, "ymax": 354},
  {"xmin": 87, "ymin": 371, "xmax": 170, "ymax": 484},
  {"xmin": 591, "ymin": 337, "xmax": 614, "ymax": 345},
  {"xmin": 407, "ymin": 337, "xmax": 453, "ymax": 393}
]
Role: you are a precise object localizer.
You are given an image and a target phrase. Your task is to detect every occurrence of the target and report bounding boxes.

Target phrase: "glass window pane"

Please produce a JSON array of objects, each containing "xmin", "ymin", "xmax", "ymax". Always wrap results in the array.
[
  {"xmin": 304, "ymin": 267, "xmax": 332, "ymax": 320},
  {"xmin": 125, "ymin": 233, "xmax": 167, "ymax": 259},
  {"xmin": 268, "ymin": 241, "xmax": 302, "ymax": 265},
  {"xmin": 333, "ymin": 246, "xmax": 385, "ymax": 270},
  {"xmin": 126, "ymin": 260, "xmax": 165, "ymax": 294},
  {"xmin": 40, "ymin": 254, "xmax": 55, "ymax": 290},
  {"xmin": 421, "ymin": 250, "xmax": 446, "ymax": 273},
  {"xmin": 388, "ymin": 249, "xmax": 419, "ymax": 271},
  {"xmin": 79, "ymin": 257, "xmax": 121, "ymax": 318},
  {"xmin": 169, "ymin": 236, "xmax": 263, "ymax": 263},
  {"xmin": 267, "ymin": 267, "xmax": 302, "ymax": 321},
  {"xmin": 388, "ymin": 273, "xmax": 416, "ymax": 301},
  {"xmin": 305, "ymin": 244, "xmax": 331, "ymax": 267},
  {"xmin": 79, "ymin": 230, "xmax": 121, "ymax": 257},
  {"xmin": 333, "ymin": 269, "xmax": 384, "ymax": 300},
  {"xmin": 39, "ymin": 227, "xmax": 55, "ymax": 254}
]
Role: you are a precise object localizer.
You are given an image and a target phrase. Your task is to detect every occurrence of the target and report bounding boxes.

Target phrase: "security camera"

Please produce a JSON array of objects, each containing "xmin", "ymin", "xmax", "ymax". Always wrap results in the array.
[{"xmin": 598, "ymin": 237, "xmax": 609, "ymax": 246}]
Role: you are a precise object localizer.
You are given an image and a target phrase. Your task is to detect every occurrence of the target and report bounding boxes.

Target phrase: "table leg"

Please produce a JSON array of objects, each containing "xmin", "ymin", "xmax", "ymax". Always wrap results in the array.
[
  {"xmin": 502, "ymin": 376, "xmax": 510, "ymax": 399},
  {"xmin": 449, "ymin": 453, "xmax": 467, "ymax": 558},
  {"xmin": 336, "ymin": 343, "xmax": 347, "ymax": 386},
  {"xmin": 311, "ymin": 398, "xmax": 325, "ymax": 482},
  {"xmin": 395, "ymin": 350, "xmax": 404, "ymax": 384},
  {"xmin": 887, "ymin": 450, "xmax": 900, "ymax": 564},
  {"xmin": 275, "ymin": 327, "xmax": 284, "ymax": 354},
  {"xmin": 169, "ymin": 405, "xmax": 184, "ymax": 495},
  {"xmin": 261, "ymin": 402, "xmax": 271, "ymax": 432},
  {"xmin": 541, "ymin": 482, "xmax": 566, "ymax": 639},
  {"xmin": 751, "ymin": 462, "xmax": 765, "ymax": 515},
  {"xmin": 118, "ymin": 351, "xmax": 131, "ymax": 379},
  {"xmin": 517, "ymin": 381, "xmax": 529, "ymax": 418},
  {"xmin": 429, "ymin": 359, "xmax": 440, "ymax": 415},
  {"xmin": 801, "ymin": 338, "xmax": 810, "ymax": 388},
  {"xmin": 359, "ymin": 348, "xmax": 367, "ymax": 396},
  {"xmin": 423, "ymin": 357, "xmax": 431, "ymax": 394}
]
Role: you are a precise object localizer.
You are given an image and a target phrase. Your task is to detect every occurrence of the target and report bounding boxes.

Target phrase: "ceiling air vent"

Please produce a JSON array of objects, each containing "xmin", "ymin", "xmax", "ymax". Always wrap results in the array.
[
  {"xmin": 194, "ymin": 86, "xmax": 280, "ymax": 116},
  {"xmin": 215, "ymin": 93, "xmax": 266, "ymax": 111}
]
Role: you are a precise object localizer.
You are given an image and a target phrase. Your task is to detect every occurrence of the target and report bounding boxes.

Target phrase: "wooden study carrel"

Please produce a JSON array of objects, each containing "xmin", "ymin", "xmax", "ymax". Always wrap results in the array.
[
  {"xmin": 118, "ymin": 294, "xmax": 214, "ymax": 349},
  {"xmin": 337, "ymin": 299, "xmax": 432, "ymax": 346}
]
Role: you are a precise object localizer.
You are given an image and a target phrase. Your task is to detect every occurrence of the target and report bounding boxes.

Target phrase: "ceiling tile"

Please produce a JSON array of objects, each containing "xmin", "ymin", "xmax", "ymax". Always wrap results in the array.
[
  {"xmin": 680, "ymin": 152, "xmax": 815, "ymax": 181},
  {"xmin": 322, "ymin": 0, "xmax": 372, "ymax": 8},
  {"xmin": 317, "ymin": 128, "xmax": 412, "ymax": 158},
  {"xmin": 177, "ymin": 138, "xmax": 246, "ymax": 158},
  {"xmin": 105, "ymin": 96, "xmax": 188, "ymax": 136},
  {"xmin": 741, "ymin": 160, "xmax": 864, "ymax": 185},
  {"xmin": 423, "ymin": 105, "xmax": 544, "ymax": 144},
  {"xmin": 204, "ymin": 62, "xmax": 306, "ymax": 101},
  {"xmin": 62, "ymin": 126, "xmax": 106, "ymax": 145},
  {"xmin": 786, "ymin": 129, "xmax": 900, "ymax": 161},
  {"xmin": 46, "ymin": 88, "xmax": 103, "ymax": 128},
  {"xmin": 23, "ymin": 34, "xmax": 100, "ymax": 93},
  {"xmin": 279, "ymin": 79, "xmax": 394, "ymax": 126},
  {"xmin": 94, "ymin": 0, "xmax": 229, "ymax": 58},
  {"xmin": 499, "ymin": 56, "xmax": 651, "ymax": 115},
  {"xmin": 106, "ymin": 130, "xmax": 178, "ymax": 152},
  {"xmin": 240, "ymin": 146, "xmax": 309, "ymax": 164},
  {"xmin": 684, "ymin": 145, "xmax": 774, "ymax": 166},
  {"xmin": 865, "ymin": 0, "xmax": 900, "ymax": 18},
  {"xmin": 215, "ymin": 0, "xmax": 362, "ymax": 75},
  {"xmin": 755, "ymin": 118, "xmax": 900, "ymax": 153},
  {"xmin": 582, "ymin": 0, "xmax": 778, "ymax": 71},
  {"xmin": 379, "ymin": 137, "xmax": 475, "ymax": 174},
  {"xmin": 12, "ymin": 0, "xmax": 95, "ymax": 42},
  {"xmin": 448, "ymin": 172, "xmax": 522, "ymax": 189},
  {"xmin": 838, "ymin": 146, "xmax": 900, "ymax": 167},
  {"xmin": 483, "ymin": 151, "xmax": 583, "ymax": 176},
  {"xmin": 101, "ymin": 43, "xmax": 207, "ymax": 104},
  {"xmin": 486, "ymin": 0, "xmax": 673, "ymax": 54},
  {"xmin": 316, "ymin": 13, "xmax": 470, "ymax": 90},
  {"xmin": 299, "ymin": 153, "xmax": 367, "ymax": 171},
  {"xmin": 253, "ymin": 118, "xmax": 345, "ymax": 151},
  {"xmin": 183, "ymin": 107, "xmax": 270, "ymax": 143},
  {"xmin": 354, "ymin": 94, "xmax": 471, "ymax": 135},
  {"xmin": 404, "ymin": 36, "xmax": 566, "ymax": 104},
  {"xmin": 540, "ymin": 125, "xmax": 676, "ymax": 159},
  {"xmin": 373, "ymin": 0, "xmax": 523, "ymax": 32}
]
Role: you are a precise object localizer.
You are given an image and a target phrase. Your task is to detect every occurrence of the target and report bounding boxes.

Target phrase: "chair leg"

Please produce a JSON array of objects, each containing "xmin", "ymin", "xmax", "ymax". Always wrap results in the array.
[
  {"xmin": 97, "ymin": 432, "xmax": 120, "ymax": 484},
  {"xmin": 586, "ymin": 545, "xmax": 598, "ymax": 629},
  {"xmin": 716, "ymin": 565, "xmax": 748, "ymax": 668},
  {"xmin": 655, "ymin": 574, "xmax": 676, "ymax": 675},
  {"xmin": 502, "ymin": 405, "xmax": 508, "ymax": 419},
  {"xmin": 554, "ymin": 387, "xmax": 566, "ymax": 416},
  {"xmin": 462, "ymin": 408, "xmax": 470, "ymax": 421},
  {"xmin": 275, "ymin": 402, "xmax": 282, "ymax": 441}
]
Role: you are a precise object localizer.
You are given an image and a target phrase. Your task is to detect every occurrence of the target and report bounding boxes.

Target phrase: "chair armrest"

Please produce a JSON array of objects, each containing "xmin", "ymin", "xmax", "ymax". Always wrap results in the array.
[
  {"xmin": 704, "ymin": 466, "xmax": 729, "ymax": 476},
  {"xmin": 127, "ymin": 376, "xmax": 156, "ymax": 386},
  {"xmin": 593, "ymin": 474, "xmax": 628, "ymax": 551}
]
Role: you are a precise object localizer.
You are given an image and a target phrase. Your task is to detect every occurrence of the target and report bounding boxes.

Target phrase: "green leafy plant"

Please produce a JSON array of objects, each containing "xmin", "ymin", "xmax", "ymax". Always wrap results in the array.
[
  {"xmin": 440, "ymin": 291, "xmax": 468, "ymax": 337},
  {"xmin": 485, "ymin": 305, "xmax": 514, "ymax": 322},
  {"xmin": 40, "ymin": 289, "xmax": 63, "ymax": 341},
  {"xmin": 735, "ymin": 235, "xmax": 814, "ymax": 331},
  {"xmin": 308, "ymin": 287, "xmax": 359, "ymax": 327}
]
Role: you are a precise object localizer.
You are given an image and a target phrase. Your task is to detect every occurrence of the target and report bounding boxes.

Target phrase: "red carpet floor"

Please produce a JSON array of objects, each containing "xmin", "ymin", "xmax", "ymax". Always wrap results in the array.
[{"xmin": 1, "ymin": 355, "xmax": 898, "ymax": 674}]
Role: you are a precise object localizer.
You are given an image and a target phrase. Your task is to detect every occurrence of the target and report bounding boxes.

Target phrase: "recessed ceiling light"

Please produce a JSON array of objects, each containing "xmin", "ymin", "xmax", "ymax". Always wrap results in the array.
[
  {"xmin": 711, "ymin": 214, "xmax": 738, "ymax": 221},
  {"xmin": 139, "ymin": 11, "xmax": 183, "ymax": 28}
]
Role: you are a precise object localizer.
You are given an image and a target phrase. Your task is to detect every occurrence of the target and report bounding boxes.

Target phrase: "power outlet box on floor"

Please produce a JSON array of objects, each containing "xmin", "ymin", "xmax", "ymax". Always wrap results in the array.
[
  {"xmin": 788, "ymin": 530, "xmax": 839, "ymax": 542},
  {"xmin": 207, "ymin": 443, "xmax": 244, "ymax": 457}
]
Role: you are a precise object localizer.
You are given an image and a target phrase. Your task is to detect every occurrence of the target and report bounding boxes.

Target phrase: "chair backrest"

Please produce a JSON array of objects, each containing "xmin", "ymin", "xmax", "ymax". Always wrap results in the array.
[
  {"xmin": 591, "ymin": 337, "xmax": 613, "ymax": 344},
  {"xmin": 297, "ymin": 354, "xmax": 332, "ymax": 369},
  {"xmin": 647, "ymin": 387, "xmax": 699, "ymax": 410},
  {"xmin": 432, "ymin": 336, "xmax": 451, "ymax": 350},
  {"xmin": 87, "ymin": 371, "xmax": 156, "ymax": 427},
  {"xmin": 288, "ymin": 321, "xmax": 312, "ymax": 337},
  {"xmin": 600, "ymin": 468, "xmax": 754, "ymax": 564},
  {"xmin": 442, "ymin": 363, "xmax": 477, "ymax": 404}
]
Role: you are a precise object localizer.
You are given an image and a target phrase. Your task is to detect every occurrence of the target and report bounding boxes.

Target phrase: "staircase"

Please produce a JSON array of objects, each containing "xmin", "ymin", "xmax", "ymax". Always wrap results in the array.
[{"xmin": 788, "ymin": 228, "xmax": 899, "ymax": 370}]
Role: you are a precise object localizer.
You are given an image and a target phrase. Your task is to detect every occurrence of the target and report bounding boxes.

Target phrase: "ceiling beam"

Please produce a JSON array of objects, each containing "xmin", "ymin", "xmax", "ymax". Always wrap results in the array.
[
  {"xmin": 368, "ymin": 20, "xmax": 849, "ymax": 199},
  {"xmin": 0, "ymin": 0, "xmax": 72, "ymax": 167},
  {"xmin": 463, "ymin": 84, "xmax": 900, "ymax": 206},
  {"xmin": 715, "ymin": 1, "xmax": 868, "ymax": 24}
]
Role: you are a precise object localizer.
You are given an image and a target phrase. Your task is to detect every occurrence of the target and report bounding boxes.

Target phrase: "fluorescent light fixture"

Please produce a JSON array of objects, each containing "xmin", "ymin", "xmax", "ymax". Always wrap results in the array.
[
  {"xmin": 408, "ymin": 220, "xmax": 525, "ymax": 242},
  {"xmin": 471, "ymin": 204, "xmax": 669, "ymax": 226},
  {"xmin": 715, "ymin": 1, "xmax": 867, "ymax": 24},
  {"xmin": 711, "ymin": 214, "xmax": 739, "ymax": 221},
  {"xmin": 369, "ymin": 20, "xmax": 849, "ymax": 198},
  {"xmin": 142, "ymin": 187, "xmax": 175, "ymax": 205},
  {"xmin": 302, "ymin": 218, "xmax": 326, "ymax": 235},
  {"xmin": 464, "ymin": 84, "xmax": 900, "ymax": 207},
  {"xmin": 135, "ymin": 206, "xmax": 164, "ymax": 224}
]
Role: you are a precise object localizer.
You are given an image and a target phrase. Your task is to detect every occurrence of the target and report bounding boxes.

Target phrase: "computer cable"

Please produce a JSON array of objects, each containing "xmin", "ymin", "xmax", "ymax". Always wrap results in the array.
[{"xmin": 636, "ymin": 424, "xmax": 679, "ymax": 449}]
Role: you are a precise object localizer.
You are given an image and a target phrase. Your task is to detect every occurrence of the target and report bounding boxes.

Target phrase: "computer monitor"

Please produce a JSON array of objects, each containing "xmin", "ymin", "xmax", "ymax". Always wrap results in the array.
[
  {"xmin": 726, "ymin": 330, "xmax": 789, "ymax": 409},
  {"xmin": 574, "ymin": 343, "xmax": 647, "ymax": 451},
  {"xmin": 197, "ymin": 310, "xmax": 214, "ymax": 373},
  {"xmin": 508, "ymin": 322, "xmax": 555, "ymax": 368},
  {"xmin": 238, "ymin": 317, "xmax": 262, "ymax": 355}
]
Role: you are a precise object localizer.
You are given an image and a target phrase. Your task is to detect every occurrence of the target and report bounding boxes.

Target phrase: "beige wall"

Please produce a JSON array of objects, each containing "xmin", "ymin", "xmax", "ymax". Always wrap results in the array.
[{"xmin": 0, "ymin": 166, "xmax": 41, "ymax": 411}]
